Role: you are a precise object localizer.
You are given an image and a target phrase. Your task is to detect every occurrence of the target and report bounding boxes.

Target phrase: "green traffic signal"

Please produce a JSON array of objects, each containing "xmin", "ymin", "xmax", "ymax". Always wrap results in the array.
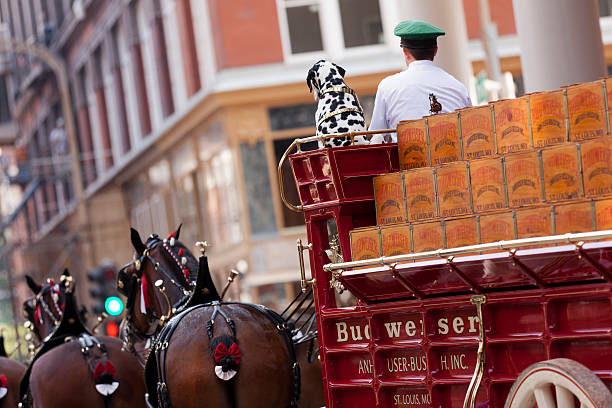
[{"xmin": 104, "ymin": 296, "xmax": 124, "ymax": 316}]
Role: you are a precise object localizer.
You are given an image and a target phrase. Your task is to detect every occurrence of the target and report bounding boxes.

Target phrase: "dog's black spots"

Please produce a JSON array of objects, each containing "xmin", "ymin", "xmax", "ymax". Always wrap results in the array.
[
  {"xmin": 337, "ymin": 127, "xmax": 349, "ymax": 133},
  {"xmin": 352, "ymin": 101, "xmax": 359, "ymax": 107},
  {"xmin": 329, "ymin": 122, "xmax": 337, "ymax": 130},
  {"xmin": 340, "ymin": 112, "xmax": 350, "ymax": 120},
  {"xmin": 326, "ymin": 99, "xmax": 332, "ymax": 105},
  {"xmin": 330, "ymin": 101, "xmax": 339, "ymax": 111},
  {"xmin": 331, "ymin": 78, "xmax": 343, "ymax": 85},
  {"xmin": 347, "ymin": 119, "xmax": 360, "ymax": 126}
]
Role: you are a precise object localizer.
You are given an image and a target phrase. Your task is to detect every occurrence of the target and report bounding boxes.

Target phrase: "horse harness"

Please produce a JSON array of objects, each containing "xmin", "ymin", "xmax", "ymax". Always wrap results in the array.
[
  {"xmin": 19, "ymin": 290, "xmax": 119, "ymax": 408},
  {"xmin": 316, "ymin": 85, "xmax": 364, "ymax": 129},
  {"xmin": 117, "ymin": 234, "xmax": 194, "ymax": 354},
  {"xmin": 144, "ymin": 301, "xmax": 301, "ymax": 408}
]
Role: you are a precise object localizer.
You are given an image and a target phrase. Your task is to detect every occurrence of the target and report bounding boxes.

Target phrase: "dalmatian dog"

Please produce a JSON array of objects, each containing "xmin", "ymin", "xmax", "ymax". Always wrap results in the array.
[{"xmin": 307, "ymin": 60, "xmax": 369, "ymax": 148}]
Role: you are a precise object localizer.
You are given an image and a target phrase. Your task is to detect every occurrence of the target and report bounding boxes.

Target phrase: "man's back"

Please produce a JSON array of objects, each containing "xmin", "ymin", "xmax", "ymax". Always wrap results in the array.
[{"xmin": 369, "ymin": 60, "xmax": 472, "ymax": 135}]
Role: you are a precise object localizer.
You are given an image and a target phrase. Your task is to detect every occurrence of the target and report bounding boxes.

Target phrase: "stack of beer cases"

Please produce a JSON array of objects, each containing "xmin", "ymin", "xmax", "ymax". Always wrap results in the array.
[{"xmin": 351, "ymin": 78, "xmax": 612, "ymax": 261}]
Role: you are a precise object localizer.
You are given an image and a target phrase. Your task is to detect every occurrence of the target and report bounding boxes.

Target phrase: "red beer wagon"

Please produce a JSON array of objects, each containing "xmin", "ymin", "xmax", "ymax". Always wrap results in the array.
[{"xmin": 278, "ymin": 120, "xmax": 612, "ymax": 406}]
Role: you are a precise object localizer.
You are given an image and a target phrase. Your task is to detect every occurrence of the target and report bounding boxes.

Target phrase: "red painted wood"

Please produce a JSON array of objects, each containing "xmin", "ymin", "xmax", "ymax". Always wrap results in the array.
[{"xmin": 289, "ymin": 144, "xmax": 612, "ymax": 407}]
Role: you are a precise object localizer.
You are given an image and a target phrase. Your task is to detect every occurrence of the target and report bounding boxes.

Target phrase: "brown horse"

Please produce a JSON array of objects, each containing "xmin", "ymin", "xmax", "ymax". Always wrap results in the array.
[
  {"xmin": 21, "ymin": 271, "xmax": 147, "ymax": 408},
  {"xmin": 118, "ymin": 227, "xmax": 324, "ymax": 407},
  {"xmin": 0, "ymin": 333, "xmax": 27, "ymax": 408}
]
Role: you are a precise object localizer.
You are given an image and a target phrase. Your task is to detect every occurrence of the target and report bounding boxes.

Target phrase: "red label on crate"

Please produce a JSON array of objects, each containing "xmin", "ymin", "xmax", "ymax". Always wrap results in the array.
[
  {"xmin": 541, "ymin": 145, "xmax": 580, "ymax": 201},
  {"xmin": 428, "ymin": 113, "xmax": 460, "ymax": 165},
  {"xmin": 516, "ymin": 207, "xmax": 552, "ymax": 238},
  {"xmin": 398, "ymin": 119, "xmax": 428, "ymax": 170},
  {"xmin": 581, "ymin": 137, "xmax": 612, "ymax": 196},
  {"xmin": 505, "ymin": 152, "xmax": 542, "ymax": 208},
  {"xmin": 567, "ymin": 81, "xmax": 606, "ymax": 141},
  {"xmin": 404, "ymin": 168, "xmax": 436, "ymax": 221},
  {"xmin": 494, "ymin": 98, "xmax": 530, "ymax": 154},
  {"xmin": 530, "ymin": 91, "xmax": 566, "ymax": 147},
  {"xmin": 445, "ymin": 218, "xmax": 478, "ymax": 249},
  {"xmin": 437, "ymin": 163, "xmax": 470, "ymax": 217},
  {"xmin": 479, "ymin": 212, "xmax": 515, "ymax": 243},
  {"xmin": 412, "ymin": 222, "xmax": 444, "ymax": 252},
  {"xmin": 595, "ymin": 199, "xmax": 612, "ymax": 229},
  {"xmin": 554, "ymin": 202, "xmax": 593, "ymax": 234},
  {"xmin": 460, "ymin": 106, "xmax": 494, "ymax": 159},
  {"xmin": 350, "ymin": 228, "xmax": 380, "ymax": 261},
  {"xmin": 375, "ymin": 173, "xmax": 405, "ymax": 225},
  {"xmin": 470, "ymin": 158, "xmax": 505, "ymax": 212},
  {"xmin": 380, "ymin": 225, "xmax": 411, "ymax": 257}
]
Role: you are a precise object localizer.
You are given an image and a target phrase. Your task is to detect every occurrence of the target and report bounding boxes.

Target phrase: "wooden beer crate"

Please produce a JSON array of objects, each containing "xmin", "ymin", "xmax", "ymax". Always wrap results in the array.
[
  {"xmin": 459, "ymin": 105, "xmax": 495, "ymax": 160},
  {"xmin": 553, "ymin": 201, "xmax": 594, "ymax": 235},
  {"xmin": 412, "ymin": 220, "xmax": 445, "ymax": 253},
  {"xmin": 580, "ymin": 136, "xmax": 612, "ymax": 197},
  {"xmin": 374, "ymin": 172, "xmax": 406, "ymax": 225},
  {"xmin": 565, "ymin": 80, "xmax": 607, "ymax": 142},
  {"xmin": 478, "ymin": 211, "xmax": 516, "ymax": 243},
  {"xmin": 504, "ymin": 151, "xmax": 543, "ymax": 208},
  {"xmin": 492, "ymin": 97, "xmax": 532, "ymax": 155},
  {"xmin": 436, "ymin": 162, "xmax": 472, "ymax": 218},
  {"xmin": 515, "ymin": 206, "xmax": 553, "ymax": 239},
  {"xmin": 427, "ymin": 112, "xmax": 461, "ymax": 166},
  {"xmin": 380, "ymin": 224, "xmax": 412, "ymax": 257},
  {"xmin": 445, "ymin": 216, "xmax": 479, "ymax": 249},
  {"xmin": 469, "ymin": 157, "xmax": 506, "ymax": 213},
  {"xmin": 540, "ymin": 144, "xmax": 582, "ymax": 201},
  {"xmin": 350, "ymin": 227, "xmax": 381, "ymax": 261},
  {"xmin": 398, "ymin": 118, "xmax": 428, "ymax": 170},
  {"xmin": 528, "ymin": 89, "xmax": 568, "ymax": 148},
  {"xmin": 403, "ymin": 167, "xmax": 438, "ymax": 222}
]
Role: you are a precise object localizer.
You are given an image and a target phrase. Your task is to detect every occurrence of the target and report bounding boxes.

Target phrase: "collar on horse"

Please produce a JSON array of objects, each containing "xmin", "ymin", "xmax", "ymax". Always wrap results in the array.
[{"xmin": 316, "ymin": 86, "xmax": 364, "ymax": 129}]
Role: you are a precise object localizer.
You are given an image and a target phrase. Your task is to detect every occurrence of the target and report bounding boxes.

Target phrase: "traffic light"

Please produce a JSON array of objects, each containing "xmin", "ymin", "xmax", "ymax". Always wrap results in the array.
[
  {"xmin": 103, "ymin": 319, "xmax": 120, "ymax": 337},
  {"xmin": 88, "ymin": 265, "xmax": 122, "ymax": 316}
]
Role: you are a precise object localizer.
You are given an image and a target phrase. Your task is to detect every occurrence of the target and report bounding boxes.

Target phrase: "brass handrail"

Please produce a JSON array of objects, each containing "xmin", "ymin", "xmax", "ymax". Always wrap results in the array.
[
  {"xmin": 323, "ymin": 230, "xmax": 612, "ymax": 272},
  {"xmin": 463, "ymin": 295, "xmax": 487, "ymax": 408},
  {"xmin": 297, "ymin": 238, "xmax": 314, "ymax": 292},
  {"xmin": 277, "ymin": 129, "xmax": 397, "ymax": 213}
]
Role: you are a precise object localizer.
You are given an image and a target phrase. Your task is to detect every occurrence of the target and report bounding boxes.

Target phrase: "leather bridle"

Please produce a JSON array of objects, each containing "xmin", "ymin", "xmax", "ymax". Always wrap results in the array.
[
  {"xmin": 24, "ymin": 282, "xmax": 65, "ymax": 344},
  {"xmin": 117, "ymin": 235, "xmax": 194, "ymax": 355}
]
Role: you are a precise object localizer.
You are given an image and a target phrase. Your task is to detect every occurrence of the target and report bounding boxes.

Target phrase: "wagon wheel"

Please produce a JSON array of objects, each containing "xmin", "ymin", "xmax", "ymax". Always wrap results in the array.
[{"xmin": 504, "ymin": 358, "xmax": 612, "ymax": 408}]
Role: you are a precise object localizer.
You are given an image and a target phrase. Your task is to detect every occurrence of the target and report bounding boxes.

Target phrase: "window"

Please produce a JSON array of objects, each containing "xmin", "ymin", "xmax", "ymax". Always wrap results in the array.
[
  {"xmin": 273, "ymin": 138, "xmax": 307, "ymax": 228},
  {"xmin": 170, "ymin": 142, "xmax": 199, "ymax": 246},
  {"xmin": 338, "ymin": 0, "xmax": 383, "ymax": 48},
  {"xmin": 198, "ymin": 122, "xmax": 243, "ymax": 246},
  {"xmin": 600, "ymin": 0, "xmax": 612, "ymax": 16},
  {"xmin": 283, "ymin": 1, "xmax": 323, "ymax": 54},
  {"xmin": 277, "ymin": 0, "xmax": 383, "ymax": 58},
  {"xmin": 0, "ymin": 76, "xmax": 10, "ymax": 122},
  {"xmin": 240, "ymin": 141, "xmax": 277, "ymax": 238}
]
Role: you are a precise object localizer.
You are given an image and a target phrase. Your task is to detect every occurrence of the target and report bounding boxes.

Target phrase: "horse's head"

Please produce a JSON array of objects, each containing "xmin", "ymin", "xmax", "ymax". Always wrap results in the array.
[
  {"xmin": 117, "ymin": 226, "xmax": 198, "ymax": 345},
  {"xmin": 23, "ymin": 270, "xmax": 71, "ymax": 343}
]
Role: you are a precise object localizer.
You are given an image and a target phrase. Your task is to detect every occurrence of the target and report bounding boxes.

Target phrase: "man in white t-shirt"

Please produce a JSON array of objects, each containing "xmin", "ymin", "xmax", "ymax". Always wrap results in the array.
[{"xmin": 369, "ymin": 20, "xmax": 472, "ymax": 143}]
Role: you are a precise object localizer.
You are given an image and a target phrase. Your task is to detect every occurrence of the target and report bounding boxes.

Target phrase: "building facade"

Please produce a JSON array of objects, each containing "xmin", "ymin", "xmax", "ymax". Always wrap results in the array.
[{"xmin": 1, "ymin": 0, "xmax": 612, "ymax": 320}]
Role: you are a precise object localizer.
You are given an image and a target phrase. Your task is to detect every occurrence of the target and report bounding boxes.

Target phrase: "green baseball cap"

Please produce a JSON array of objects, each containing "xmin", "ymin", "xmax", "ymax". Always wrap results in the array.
[{"xmin": 394, "ymin": 20, "xmax": 445, "ymax": 49}]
